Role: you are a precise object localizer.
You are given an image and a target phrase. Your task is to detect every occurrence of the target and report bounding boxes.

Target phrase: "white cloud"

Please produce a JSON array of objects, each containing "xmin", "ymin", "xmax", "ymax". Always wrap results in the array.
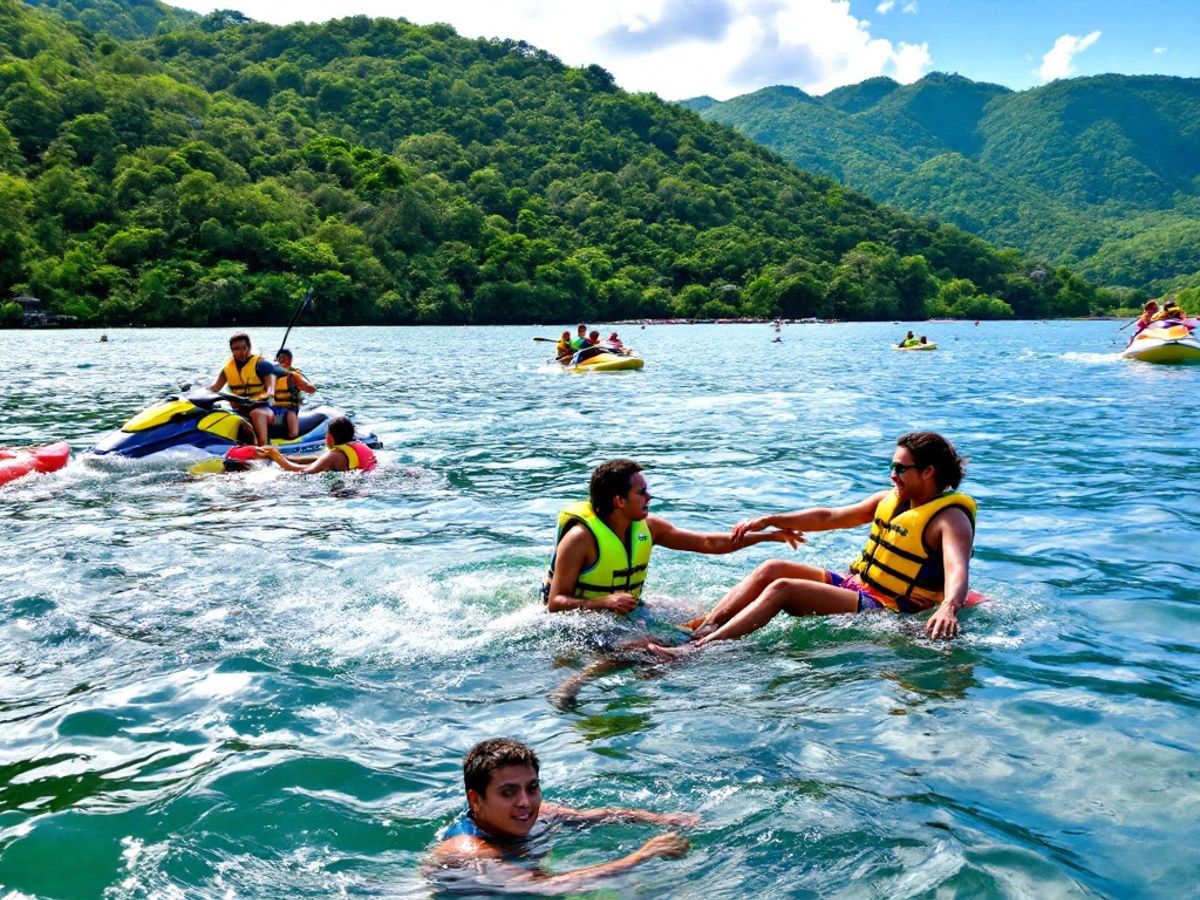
[
  {"xmin": 892, "ymin": 41, "xmax": 931, "ymax": 82},
  {"xmin": 1038, "ymin": 30, "xmax": 1101, "ymax": 82},
  {"xmin": 1153, "ymin": 46, "xmax": 1167, "ymax": 55},
  {"xmin": 902, "ymin": 1, "xmax": 918, "ymax": 13},
  {"xmin": 170, "ymin": 0, "xmax": 933, "ymax": 100},
  {"xmin": 876, "ymin": 1, "xmax": 895, "ymax": 13}
]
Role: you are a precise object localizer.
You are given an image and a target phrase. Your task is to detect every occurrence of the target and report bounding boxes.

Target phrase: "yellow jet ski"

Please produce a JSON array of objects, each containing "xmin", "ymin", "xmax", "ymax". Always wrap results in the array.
[{"xmin": 1121, "ymin": 321, "xmax": 1200, "ymax": 364}]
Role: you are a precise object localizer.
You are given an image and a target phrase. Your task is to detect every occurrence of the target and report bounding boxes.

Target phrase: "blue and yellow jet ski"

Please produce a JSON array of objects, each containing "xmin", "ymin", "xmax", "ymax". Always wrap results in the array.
[{"xmin": 90, "ymin": 389, "xmax": 382, "ymax": 460}]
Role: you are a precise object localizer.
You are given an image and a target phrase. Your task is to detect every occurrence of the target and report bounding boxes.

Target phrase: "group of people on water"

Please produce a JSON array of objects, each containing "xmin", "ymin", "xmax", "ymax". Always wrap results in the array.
[
  {"xmin": 555, "ymin": 323, "xmax": 627, "ymax": 365},
  {"xmin": 898, "ymin": 330, "xmax": 932, "ymax": 347},
  {"xmin": 208, "ymin": 330, "xmax": 978, "ymax": 888},
  {"xmin": 429, "ymin": 431, "xmax": 976, "ymax": 887},
  {"xmin": 1134, "ymin": 297, "xmax": 1191, "ymax": 332},
  {"xmin": 209, "ymin": 332, "xmax": 374, "ymax": 473}
]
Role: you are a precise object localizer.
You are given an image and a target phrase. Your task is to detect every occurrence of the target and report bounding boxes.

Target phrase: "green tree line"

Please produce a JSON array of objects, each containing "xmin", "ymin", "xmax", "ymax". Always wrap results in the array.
[{"xmin": 0, "ymin": 1, "xmax": 1123, "ymax": 327}]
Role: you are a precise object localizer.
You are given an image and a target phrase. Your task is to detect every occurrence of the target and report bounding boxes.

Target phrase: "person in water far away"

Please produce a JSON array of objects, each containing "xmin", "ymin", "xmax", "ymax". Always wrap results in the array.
[
  {"xmin": 899, "ymin": 330, "xmax": 919, "ymax": 348},
  {"xmin": 651, "ymin": 431, "xmax": 975, "ymax": 657},
  {"xmin": 427, "ymin": 738, "xmax": 697, "ymax": 891},
  {"xmin": 544, "ymin": 459, "xmax": 799, "ymax": 704},
  {"xmin": 209, "ymin": 332, "xmax": 290, "ymax": 445},
  {"xmin": 256, "ymin": 415, "xmax": 376, "ymax": 474}
]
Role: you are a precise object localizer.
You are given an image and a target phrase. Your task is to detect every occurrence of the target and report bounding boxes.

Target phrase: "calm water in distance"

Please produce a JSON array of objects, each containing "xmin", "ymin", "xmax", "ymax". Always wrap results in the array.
[{"xmin": 1, "ymin": 321, "xmax": 1198, "ymax": 898}]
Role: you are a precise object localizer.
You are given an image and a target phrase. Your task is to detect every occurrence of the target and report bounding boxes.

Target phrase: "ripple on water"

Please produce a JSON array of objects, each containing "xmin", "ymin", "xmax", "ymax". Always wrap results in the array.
[{"xmin": 1, "ymin": 322, "xmax": 1199, "ymax": 896}]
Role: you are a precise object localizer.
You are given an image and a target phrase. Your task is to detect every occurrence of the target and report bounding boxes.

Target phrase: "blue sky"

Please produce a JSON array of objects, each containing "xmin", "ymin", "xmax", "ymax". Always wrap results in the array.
[
  {"xmin": 858, "ymin": 0, "xmax": 1200, "ymax": 90},
  {"xmin": 172, "ymin": 0, "xmax": 1200, "ymax": 99}
]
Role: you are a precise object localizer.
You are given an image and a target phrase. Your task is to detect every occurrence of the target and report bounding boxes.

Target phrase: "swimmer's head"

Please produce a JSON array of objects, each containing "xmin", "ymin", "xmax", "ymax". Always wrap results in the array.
[
  {"xmin": 590, "ymin": 459, "xmax": 643, "ymax": 517},
  {"xmin": 463, "ymin": 738, "xmax": 542, "ymax": 838},
  {"xmin": 464, "ymin": 738, "xmax": 540, "ymax": 796},
  {"xmin": 327, "ymin": 416, "xmax": 355, "ymax": 445},
  {"xmin": 896, "ymin": 431, "xmax": 967, "ymax": 491}
]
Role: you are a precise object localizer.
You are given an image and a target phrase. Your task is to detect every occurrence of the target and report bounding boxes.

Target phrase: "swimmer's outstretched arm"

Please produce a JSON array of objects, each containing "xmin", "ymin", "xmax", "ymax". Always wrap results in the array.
[
  {"xmin": 730, "ymin": 492, "xmax": 886, "ymax": 542},
  {"xmin": 542, "ymin": 801, "xmax": 700, "ymax": 828},
  {"xmin": 256, "ymin": 446, "xmax": 342, "ymax": 474},
  {"xmin": 430, "ymin": 831, "xmax": 690, "ymax": 893},
  {"xmin": 649, "ymin": 515, "xmax": 802, "ymax": 554}
]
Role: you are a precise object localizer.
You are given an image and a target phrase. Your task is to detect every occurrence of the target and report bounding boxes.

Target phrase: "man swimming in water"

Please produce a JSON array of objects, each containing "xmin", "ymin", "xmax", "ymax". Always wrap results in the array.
[
  {"xmin": 256, "ymin": 416, "xmax": 376, "ymax": 474},
  {"xmin": 545, "ymin": 459, "xmax": 799, "ymax": 703},
  {"xmin": 653, "ymin": 432, "xmax": 975, "ymax": 655},
  {"xmin": 428, "ymin": 738, "xmax": 696, "ymax": 891}
]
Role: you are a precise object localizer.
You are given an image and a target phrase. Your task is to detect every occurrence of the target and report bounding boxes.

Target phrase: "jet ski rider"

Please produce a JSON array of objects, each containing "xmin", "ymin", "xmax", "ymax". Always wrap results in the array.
[{"xmin": 208, "ymin": 332, "xmax": 290, "ymax": 446}]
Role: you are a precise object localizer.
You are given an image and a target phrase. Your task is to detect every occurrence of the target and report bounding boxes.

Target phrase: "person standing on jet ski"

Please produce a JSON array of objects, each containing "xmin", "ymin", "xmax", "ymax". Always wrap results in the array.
[
  {"xmin": 271, "ymin": 349, "xmax": 317, "ymax": 440},
  {"xmin": 208, "ymin": 333, "xmax": 290, "ymax": 446}
]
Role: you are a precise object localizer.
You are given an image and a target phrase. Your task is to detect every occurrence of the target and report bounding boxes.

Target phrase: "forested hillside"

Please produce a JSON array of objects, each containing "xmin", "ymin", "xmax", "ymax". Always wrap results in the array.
[
  {"xmin": 693, "ymin": 72, "xmax": 1200, "ymax": 293},
  {"xmin": 26, "ymin": 0, "xmax": 194, "ymax": 39},
  {"xmin": 1, "ymin": 0, "xmax": 1116, "ymax": 327}
]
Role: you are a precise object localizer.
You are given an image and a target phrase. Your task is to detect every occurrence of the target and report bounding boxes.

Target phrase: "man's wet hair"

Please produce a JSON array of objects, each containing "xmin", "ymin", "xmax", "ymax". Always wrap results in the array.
[
  {"xmin": 590, "ymin": 459, "xmax": 643, "ymax": 517},
  {"xmin": 228, "ymin": 332, "xmax": 251, "ymax": 349},
  {"xmin": 897, "ymin": 432, "xmax": 967, "ymax": 491},
  {"xmin": 328, "ymin": 416, "xmax": 355, "ymax": 444},
  {"xmin": 464, "ymin": 738, "xmax": 540, "ymax": 796},
  {"xmin": 277, "ymin": 348, "xmax": 293, "ymax": 363}
]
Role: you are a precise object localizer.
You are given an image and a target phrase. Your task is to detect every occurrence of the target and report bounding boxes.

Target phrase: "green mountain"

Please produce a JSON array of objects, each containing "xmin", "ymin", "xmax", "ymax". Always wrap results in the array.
[
  {"xmin": 23, "ymin": 0, "xmax": 196, "ymax": 40},
  {"xmin": 696, "ymin": 72, "xmax": 1200, "ymax": 292},
  {"xmin": 0, "ymin": 0, "xmax": 1113, "ymax": 327}
]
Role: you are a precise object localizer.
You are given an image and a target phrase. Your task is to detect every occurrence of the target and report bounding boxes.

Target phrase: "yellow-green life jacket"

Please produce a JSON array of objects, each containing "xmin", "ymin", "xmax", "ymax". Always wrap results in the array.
[{"xmin": 543, "ymin": 501, "xmax": 653, "ymax": 603}]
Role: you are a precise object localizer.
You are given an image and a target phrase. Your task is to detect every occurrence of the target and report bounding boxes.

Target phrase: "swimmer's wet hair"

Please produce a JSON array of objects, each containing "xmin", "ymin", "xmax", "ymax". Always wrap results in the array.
[
  {"xmin": 897, "ymin": 431, "xmax": 967, "ymax": 491},
  {"xmin": 464, "ymin": 738, "xmax": 540, "ymax": 795},
  {"xmin": 327, "ymin": 415, "xmax": 355, "ymax": 444},
  {"xmin": 590, "ymin": 459, "xmax": 643, "ymax": 517}
]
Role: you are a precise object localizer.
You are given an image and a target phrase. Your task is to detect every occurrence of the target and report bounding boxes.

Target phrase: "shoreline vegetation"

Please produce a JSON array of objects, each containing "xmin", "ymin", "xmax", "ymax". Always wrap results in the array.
[
  {"xmin": 0, "ymin": 4, "xmax": 1145, "ymax": 330},
  {"xmin": 2, "ymin": 313, "xmax": 1140, "ymax": 331}
]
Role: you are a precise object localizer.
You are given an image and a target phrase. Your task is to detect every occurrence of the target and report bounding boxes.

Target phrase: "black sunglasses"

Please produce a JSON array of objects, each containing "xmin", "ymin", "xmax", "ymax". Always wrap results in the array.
[{"xmin": 889, "ymin": 461, "xmax": 920, "ymax": 476}]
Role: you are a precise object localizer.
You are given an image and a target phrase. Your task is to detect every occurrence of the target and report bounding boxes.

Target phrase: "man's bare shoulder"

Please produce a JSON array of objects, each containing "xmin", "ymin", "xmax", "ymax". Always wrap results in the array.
[{"xmin": 431, "ymin": 834, "xmax": 501, "ymax": 865}]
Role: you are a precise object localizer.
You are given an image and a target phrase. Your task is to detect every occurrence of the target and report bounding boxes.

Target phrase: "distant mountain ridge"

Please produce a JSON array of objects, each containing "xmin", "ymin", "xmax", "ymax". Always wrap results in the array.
[{"xmin": 687, "ymin": 72, "xmax": 1200, "ymax": 291}]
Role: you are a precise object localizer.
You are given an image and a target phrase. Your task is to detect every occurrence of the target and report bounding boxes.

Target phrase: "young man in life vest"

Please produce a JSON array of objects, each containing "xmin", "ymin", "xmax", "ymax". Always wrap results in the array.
[
  {"xmin": 545, "ymin": 459, "xmax": 799, "ymax": 704},
  {"xmin": 545, "ymin": 459, "xmax": 800, "ymax": 616},
  {"xmin": 208, "ymin": 333, "xmax": 290, "ymax": 445},
  {"xmin": 256, "ymin": 415, "xmax": 376, "ymax": 474},
  {"xmin": 652, "ymin": 432, "xmax": 975, "ymax": 656},
  {"xmin": 270, "ymin": 349, "xmax": 317, "ymax": 439},
  {"xmin": 428, "ymin": 738, "xmax": 696, "ymax": 890}
]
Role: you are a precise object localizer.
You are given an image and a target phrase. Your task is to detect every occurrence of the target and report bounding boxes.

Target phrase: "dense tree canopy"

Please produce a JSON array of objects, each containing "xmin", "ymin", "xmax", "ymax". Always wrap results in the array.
[{"xmin": 1, "ymin": 0, "xmax": 1122, "ymax": 326}]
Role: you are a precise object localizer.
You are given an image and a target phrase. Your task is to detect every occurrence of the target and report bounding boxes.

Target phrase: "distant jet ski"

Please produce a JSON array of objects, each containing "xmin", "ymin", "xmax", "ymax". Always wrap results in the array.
[{"xmin": 89, "ymin": 389, "xmax": 382, "ymax": 460}]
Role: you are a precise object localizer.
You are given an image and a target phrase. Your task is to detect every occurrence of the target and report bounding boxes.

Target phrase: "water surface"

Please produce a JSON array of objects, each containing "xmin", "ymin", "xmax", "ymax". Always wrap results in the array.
[{"xmin": 1, "ymin": 321, "xmax": 1197, "ymax": 898}]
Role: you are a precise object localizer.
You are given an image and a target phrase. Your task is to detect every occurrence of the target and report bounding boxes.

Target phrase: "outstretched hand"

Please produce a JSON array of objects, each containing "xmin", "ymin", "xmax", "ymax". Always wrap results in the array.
[
  {"xmin": 760, "ymin": 528, "xmax": 803, "ymax": 549},
  {"xmin": 256, "ymin": 446, "xmax": 284, "ymax": 462},
  {"xmin": 731, "ymin": 516, "xmax": 767, "ymax": 543},
  {"xmin": 732, "ymin": 518, "xmax": 804, "ymax": 549},
  {"xmin": 640, "ymin": 833, "xmax": 690, "ymax": 859}
]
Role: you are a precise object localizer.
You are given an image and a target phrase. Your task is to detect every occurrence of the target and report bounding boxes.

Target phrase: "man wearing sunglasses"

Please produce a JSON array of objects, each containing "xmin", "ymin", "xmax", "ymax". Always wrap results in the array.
[
  {"xmin": 543, "ymin": 458, "xmax": 800, "ymax": 704},
  {"xmin": 657, "ymin": 432, "xmax": 975, "ymax": 650}
]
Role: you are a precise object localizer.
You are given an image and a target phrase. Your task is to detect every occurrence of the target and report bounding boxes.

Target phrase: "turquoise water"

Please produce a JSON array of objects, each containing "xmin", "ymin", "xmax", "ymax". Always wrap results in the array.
[{"xmin": 1, "ymin": 321, "xmax": 1198, "ymax": 898}]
